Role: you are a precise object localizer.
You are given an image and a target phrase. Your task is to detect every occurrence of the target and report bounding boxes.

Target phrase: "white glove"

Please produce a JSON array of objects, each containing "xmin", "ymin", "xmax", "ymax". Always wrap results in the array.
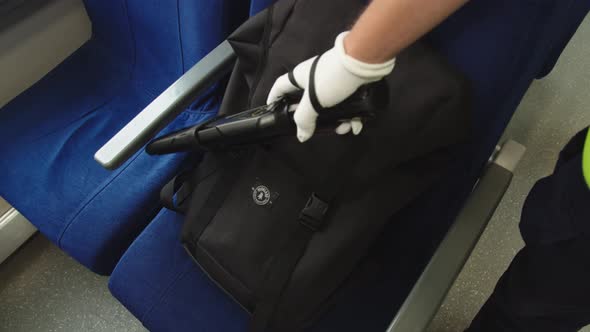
[{"xmin": 267, "ymin": 31, "xmax": 396, "ymax": 142}]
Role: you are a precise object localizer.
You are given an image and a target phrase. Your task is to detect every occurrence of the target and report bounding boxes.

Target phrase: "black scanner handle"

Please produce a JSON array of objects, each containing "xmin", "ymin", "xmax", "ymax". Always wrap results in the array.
[{"xmin": 146, "ymin": 80, "xmax": 388, "ymax": 155}]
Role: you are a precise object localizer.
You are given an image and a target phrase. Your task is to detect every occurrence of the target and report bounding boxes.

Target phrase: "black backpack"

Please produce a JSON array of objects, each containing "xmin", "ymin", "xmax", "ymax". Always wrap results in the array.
[{"xmin": 162, "ymin": 0, "xmax": 471, "ymax": 331}]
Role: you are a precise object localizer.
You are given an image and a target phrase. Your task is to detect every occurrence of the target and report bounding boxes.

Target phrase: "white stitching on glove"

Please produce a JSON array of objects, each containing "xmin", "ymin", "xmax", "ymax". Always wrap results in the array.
[{"xmin": 267, "ymin": 31, "xmax": 396, "ymax": 143}]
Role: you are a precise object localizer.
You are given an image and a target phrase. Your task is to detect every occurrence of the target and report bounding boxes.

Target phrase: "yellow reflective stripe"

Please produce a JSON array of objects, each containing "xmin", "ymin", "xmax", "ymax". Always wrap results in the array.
[{"xmin": 584, "ymin": 130, "xmax": 590, "ymax": 188}]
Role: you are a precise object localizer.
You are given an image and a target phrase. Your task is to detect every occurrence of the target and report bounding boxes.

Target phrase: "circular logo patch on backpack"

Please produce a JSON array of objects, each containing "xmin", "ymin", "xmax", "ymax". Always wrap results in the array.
[{"xmin": 252, "ymin": 185, "xmax": 271, "ymax": 206}]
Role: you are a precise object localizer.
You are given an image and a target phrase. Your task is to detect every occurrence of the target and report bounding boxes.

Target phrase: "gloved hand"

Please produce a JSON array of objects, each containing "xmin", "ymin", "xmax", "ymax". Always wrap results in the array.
[{"xmin": 267, "ymin": 31, "xmax": 396, "ymax": 142}]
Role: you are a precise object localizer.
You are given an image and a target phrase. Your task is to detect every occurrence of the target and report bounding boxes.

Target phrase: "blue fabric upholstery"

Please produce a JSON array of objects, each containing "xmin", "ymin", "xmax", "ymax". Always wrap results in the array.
[
  {"xmin": 109, "ymin": 0, "xmax": 589, "ymax": 330},
  {"xmin": 109, "ymin": 209, "xmax": 251, "ymax": 332},
  {"xmin": 0, "ymin": 0, "xmax": 250, "ymax": 274},
  {"xmin": 249, "ymin": 0, "xmax": 276, "ymax": 16}
]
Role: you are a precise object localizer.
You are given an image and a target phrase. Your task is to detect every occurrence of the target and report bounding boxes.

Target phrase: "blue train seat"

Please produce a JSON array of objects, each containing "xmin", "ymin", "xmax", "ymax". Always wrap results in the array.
[
  {"xmin": 108, "ymin": 0, "xmax": 589, "ymax": 330},
  {"xmin": 0, "ymin": 0, "xmax": 250, "ymax": 274}
]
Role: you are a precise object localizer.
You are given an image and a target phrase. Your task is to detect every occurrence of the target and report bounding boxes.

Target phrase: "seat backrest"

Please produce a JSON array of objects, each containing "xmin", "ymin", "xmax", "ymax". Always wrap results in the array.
[
  {"xmin": 249, "ymin": 0, "xmax": 275, "ymax": 16},
  {"xmin": 535, "ymin": 0, "xmax": 590, "ymax": 77},
  {"xmin": 428, "ymin": 0, "xmax": 587, "ymax": 146},
  {"xmin": 82, "ymin": 0, "xmax": 250, "ymax": 94},
  {"xmin": 81, "ymin": 0, "xmax": 134, "ymax": 70}
]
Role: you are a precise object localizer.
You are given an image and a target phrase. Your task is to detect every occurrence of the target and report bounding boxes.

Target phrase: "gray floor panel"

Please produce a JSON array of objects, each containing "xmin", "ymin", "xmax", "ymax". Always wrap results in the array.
[{"xmin": 0, "ymin": 234, "xmax": 146, "ymax": 332}]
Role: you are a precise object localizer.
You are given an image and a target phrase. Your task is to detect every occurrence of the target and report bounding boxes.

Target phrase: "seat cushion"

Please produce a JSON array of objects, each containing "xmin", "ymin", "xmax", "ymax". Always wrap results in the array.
[
  {"xmin": 109, "ymin": 208, "xmax": 251, "ymax": 332},
  {"xmin": 109, "ymin": 206, "xmax": 425, "ymax": 331},
  {"xmin": 0, "ymin": 38, "xmax": 220, "ymax": 274},
  {"xmin": 109, "ymin": 0, "xmax": 588, "ymax": 330},
  {"xmin": 0, "ymin": 0, "xmax": 250, "ymax": 274}
]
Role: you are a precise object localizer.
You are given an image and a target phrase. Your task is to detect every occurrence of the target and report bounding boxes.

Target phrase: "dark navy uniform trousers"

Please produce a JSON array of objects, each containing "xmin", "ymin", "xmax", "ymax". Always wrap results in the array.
[{"xmin": 468, "ymin": 129, "xmax": 590, "ymax": 332}]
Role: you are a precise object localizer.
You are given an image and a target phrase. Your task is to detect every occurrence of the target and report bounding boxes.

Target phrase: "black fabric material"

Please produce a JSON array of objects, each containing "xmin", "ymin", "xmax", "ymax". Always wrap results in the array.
[
  {"xmin": 173, "ymin": 0, "xmax": 472, "ymax": 330},
  {"xmin": 557, "ymin": 128, "xmax": 588, "ymax": 170},
  {"xmin": 250, "ymin": 143, "xmax": 361, "ymax": 332},
  {"xmin": 160, "ymin": 153, "xmax": 225, "ymax": 213},
  {"xmin": 180, "ymin": 151, "xmax": 250, "ymax": 246},
  {"xmin": 184, "ymin": 147, "xmax": 315, "ymax": 313},
  {"xmin": 160, "ymin": 173, "xmax": 188, "ymax": 213},
  {"xmin": 467, "ymin": 129, "xmax": 590, "ymax": 332},
  {"xmin": 250, "ymin": 216, "xmax": 315, "ymax": 332},
  {"xmin": 183, "ymin": 161, "xmax": 246, "ymax": 244}
]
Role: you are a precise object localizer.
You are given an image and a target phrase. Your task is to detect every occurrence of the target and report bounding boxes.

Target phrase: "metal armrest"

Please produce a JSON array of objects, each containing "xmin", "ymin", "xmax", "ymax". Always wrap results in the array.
[
  {"xmin": 95, "ymin": 41, "xmax": 236, "ymax": 170},
  {"xmin": 387, "ymin": 140, "xmax": 526, "ymax": 332}
]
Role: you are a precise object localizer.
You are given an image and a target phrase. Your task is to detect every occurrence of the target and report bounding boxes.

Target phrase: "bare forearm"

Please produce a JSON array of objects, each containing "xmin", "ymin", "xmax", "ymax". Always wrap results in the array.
[{"xmin": 345, "ymin": 0, "xmax": 469, "ymax": 63}]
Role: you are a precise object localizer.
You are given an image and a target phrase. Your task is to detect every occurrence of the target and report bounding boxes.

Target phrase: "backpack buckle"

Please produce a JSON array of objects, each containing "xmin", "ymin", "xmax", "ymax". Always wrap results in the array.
[{"xmin": 299, "ymin": 193, "xmax": 329, "ymax": 231}]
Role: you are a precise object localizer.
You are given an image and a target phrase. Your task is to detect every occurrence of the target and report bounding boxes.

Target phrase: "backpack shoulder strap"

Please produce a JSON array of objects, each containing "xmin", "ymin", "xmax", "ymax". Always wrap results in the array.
[
  {"xmin": 160, "ymin": 150, "xmax": 231, "ymax": 214},
  {"xmin": 160, "ymin": 170, "xmax": 193, "ymax": 213}
]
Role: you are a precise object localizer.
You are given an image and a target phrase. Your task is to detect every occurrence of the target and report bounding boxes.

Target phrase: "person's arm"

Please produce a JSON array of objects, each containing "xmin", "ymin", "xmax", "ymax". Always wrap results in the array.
[
  {"xmin": 346, "ymin": 0, "xmax": 469, "ymax": 63},
  {"xmin": 268, "ymin": 0, "xmax": 469, "ymax": 143}
]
